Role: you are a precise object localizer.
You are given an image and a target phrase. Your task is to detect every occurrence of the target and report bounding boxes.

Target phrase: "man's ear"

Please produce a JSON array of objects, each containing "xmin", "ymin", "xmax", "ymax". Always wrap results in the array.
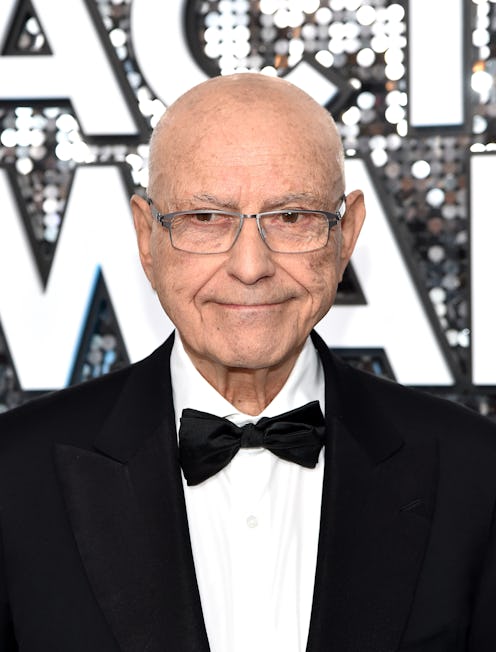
[
  {"xmin": 130, "ymin": 194, "xmax": 156, "ymax": 289},
  {"xmin": 338, "ymin": 189, "xmax": 365, "ymax": 281}
]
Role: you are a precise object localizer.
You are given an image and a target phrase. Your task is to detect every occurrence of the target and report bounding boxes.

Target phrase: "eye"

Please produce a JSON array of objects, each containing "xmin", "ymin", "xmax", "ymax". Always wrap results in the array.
[
  {"xmin": 276, "ymin": 211, "xmax": 306, "ymax": 224},
  {"xmin": 261, "ymin": 211, "xmax": 327, "ymax": 234},
  {"xmin": 193, "ymin": 212, "xmax": 217, "ymax": 223},
  {"xmin": 178, "ymin": 212, "xmax": 233, "ymax": 224},
  {"xmin": 274, "ymin": 211, "xmax": 321, "ymax": 225},
  {"xmin": 171, "ymin": 212, "xmax": 238, "ymax": 236}
]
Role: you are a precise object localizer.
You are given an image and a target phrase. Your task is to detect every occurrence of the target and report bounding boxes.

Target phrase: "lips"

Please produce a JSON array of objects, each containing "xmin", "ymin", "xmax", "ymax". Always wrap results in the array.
[
  {"xmin": 210, "ymin": 296, "xmax": 295, "ymax": 307},
  {"xmin": 218, "ymin": 302, "xmax": 285, "ymax": 307}
]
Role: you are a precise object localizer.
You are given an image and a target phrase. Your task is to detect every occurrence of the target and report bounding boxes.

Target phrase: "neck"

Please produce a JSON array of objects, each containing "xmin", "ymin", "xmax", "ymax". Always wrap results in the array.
[{"xmin": 182, "ymin": 346, "xmax": 301, "ymax": 416}]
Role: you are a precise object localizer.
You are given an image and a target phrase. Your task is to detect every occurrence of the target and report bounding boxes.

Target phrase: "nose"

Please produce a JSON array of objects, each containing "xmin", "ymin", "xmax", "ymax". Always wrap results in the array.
[{"xmin": 225, "ymin": 217, "xmax": 275, "ymax": 285}]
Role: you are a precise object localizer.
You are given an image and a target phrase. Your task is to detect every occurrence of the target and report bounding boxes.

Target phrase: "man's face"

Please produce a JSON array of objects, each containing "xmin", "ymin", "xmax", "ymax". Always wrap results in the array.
[{"xmin": 133, "ymin": 96, "xmax": 364, "ymax": 376}]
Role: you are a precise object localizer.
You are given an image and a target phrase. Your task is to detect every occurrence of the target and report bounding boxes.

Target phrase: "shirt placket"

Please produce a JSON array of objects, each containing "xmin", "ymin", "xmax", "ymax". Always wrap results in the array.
[{"xmin": 228, "ymin": 448, "xmax": 274, "ymax": 652}]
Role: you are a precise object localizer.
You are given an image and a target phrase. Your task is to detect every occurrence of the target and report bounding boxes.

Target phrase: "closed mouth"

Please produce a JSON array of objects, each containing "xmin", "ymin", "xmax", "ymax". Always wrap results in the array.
[{"xmin": 215, "ymin": 300, "xmax": 290, "ymax": 308}]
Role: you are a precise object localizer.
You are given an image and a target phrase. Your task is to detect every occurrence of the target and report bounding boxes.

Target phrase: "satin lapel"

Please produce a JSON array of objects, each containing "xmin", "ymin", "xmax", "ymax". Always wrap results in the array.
[
  {"xmin": 55, "ymin": 336, "xmax": 210, "ymax": 652},
  {"xmin": 307, "ymin": 333, "xmax": 438, "ymax": 652}
]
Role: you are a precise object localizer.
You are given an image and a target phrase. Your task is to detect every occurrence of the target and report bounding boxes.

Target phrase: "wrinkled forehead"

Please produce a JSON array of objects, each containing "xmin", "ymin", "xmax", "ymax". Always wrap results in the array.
[{"xmin": 148, "ymin": 78, "xmax": 344, "ymax": 201}]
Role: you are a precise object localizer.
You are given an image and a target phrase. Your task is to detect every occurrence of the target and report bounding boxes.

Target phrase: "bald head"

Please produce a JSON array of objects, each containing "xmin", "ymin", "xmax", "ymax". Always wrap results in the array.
[{"xmin": 148, "ymin": 73, "xmax": 344, "ymax": 203}]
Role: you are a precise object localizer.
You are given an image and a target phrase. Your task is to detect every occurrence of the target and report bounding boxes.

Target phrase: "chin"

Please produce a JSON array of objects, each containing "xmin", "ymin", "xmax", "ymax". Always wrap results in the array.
[{"xmin": 210, "ymin": 339, "xmax": 296, "ymax": 371}]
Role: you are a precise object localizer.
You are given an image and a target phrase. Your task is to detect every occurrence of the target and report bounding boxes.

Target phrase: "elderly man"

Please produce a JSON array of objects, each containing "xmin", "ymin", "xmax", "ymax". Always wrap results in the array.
[{"xmin": 1, "ymin": 74, "xmax": 496, "ymax": 652}]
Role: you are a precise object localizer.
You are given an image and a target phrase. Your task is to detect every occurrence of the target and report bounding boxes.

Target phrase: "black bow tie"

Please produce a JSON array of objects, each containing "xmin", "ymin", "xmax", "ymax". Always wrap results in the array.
[{"xmin": 178, "ymin": 401, "xmax": 326, "ymax": 486}]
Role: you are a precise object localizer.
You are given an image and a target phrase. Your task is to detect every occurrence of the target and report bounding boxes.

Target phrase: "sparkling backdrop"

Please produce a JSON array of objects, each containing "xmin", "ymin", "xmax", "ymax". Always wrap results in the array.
[{"xmin": 1, "ymin": 0, "xmax": 495, "ymax": 418}]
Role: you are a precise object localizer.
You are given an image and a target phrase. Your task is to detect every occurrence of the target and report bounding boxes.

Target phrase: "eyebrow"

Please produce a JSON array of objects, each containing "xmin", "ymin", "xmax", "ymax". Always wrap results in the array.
[{"xmin": 190, "ymin": 192, "xmax": 324, "ymax": 211}]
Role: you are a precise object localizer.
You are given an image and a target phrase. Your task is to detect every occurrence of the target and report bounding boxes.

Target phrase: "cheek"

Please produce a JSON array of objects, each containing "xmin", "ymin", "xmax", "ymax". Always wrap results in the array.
[
  {"xmin": 305, "ymin": 252, "xmax": 340, "ymax": 309},
  {"xmin": 154, "ymin": 261, "xmax": 194, "ymax": 314},
  {"xmin": 148, "ymin": 239, "xmax": 188, "ymax": 314},
  {"xmin": 149, "ymin": 241, "xmax": 220, "ymax": 320}
]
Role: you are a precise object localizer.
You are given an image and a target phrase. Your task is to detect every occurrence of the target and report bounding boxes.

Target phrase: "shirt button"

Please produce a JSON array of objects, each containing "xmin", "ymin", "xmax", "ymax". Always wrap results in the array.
[{"xmin": 246, "ymin": 515, "xmax": 258, "ymax": 528}]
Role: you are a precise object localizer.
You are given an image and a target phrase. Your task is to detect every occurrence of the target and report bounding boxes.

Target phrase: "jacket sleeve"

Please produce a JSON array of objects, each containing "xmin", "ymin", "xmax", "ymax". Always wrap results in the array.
[
  {"xmin": 468, "ymin": 498, "xmax": 496, "ymax": 650},
  {"xmin": 0, "ymin": 516, "xmax": 17, "ymax": 651}
]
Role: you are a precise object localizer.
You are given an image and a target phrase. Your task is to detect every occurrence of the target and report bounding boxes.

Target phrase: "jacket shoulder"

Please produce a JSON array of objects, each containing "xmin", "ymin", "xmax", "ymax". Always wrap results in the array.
[
  {"xmin": 336, "ymin": 356, "xmax": 496, "ymax": 452},
  {"xmin": 0, "ymin": 364, "xmax": 133, "ymax": 452},
  {"xmin": 0, "ymin": 336, "xmax": 174, "ymax": 454}
]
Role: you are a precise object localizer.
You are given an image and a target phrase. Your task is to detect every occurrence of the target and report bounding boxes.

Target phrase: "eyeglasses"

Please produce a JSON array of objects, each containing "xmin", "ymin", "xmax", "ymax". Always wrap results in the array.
[{"xmin": 146, "ymin": 196, "xmax": 345, "ymax": 254}]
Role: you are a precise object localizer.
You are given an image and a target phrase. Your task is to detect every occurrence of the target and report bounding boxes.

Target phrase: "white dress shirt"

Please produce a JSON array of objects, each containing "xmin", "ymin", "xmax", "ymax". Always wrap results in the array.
[{"xmin": 170, "ymin": 335, "xmax": 325, "ymax": 652}]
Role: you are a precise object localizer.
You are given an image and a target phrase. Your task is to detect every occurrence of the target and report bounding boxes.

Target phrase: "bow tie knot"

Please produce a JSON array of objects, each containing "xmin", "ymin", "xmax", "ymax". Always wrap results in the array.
[
  {"xmin": 179, "ymin": 401, "xmax": 326, "ymax": 486},
  {"xmin": 239, "ymin": 423, "xmax": 265, "ymax": 448}
]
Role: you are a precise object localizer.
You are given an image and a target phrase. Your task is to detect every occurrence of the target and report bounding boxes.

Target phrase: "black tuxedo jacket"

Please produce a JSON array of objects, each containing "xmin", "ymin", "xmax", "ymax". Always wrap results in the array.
[{"xmin": 1, "ymin": 331, "xmax": 496, "ymax": 651}]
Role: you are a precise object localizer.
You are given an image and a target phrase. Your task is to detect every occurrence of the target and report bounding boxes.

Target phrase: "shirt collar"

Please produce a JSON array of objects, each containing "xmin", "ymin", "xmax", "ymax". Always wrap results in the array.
[{"xmin": 170, "ymin": 332, "xmax": 325, "ymax": 433}]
